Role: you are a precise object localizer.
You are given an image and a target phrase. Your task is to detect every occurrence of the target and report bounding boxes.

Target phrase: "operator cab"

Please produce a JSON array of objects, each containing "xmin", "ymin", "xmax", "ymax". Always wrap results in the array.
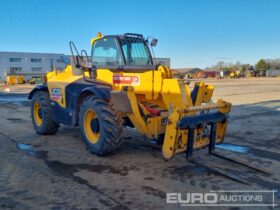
[{"xmin": 91, "ymin": 33, "xmax": 157, "ymax": 71}]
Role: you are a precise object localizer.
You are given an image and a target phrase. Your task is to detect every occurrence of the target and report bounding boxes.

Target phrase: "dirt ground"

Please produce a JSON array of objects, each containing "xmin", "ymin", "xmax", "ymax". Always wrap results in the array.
[{"xmin": 0, "ymin": 78, "xmax": 279, "ymax": 210}]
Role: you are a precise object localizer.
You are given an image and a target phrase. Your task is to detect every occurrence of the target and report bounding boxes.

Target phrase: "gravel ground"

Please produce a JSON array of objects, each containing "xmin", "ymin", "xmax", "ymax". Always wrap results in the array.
[{"xmin": 0, "ymin": 78, "xmax": 279, "ymax": 210}]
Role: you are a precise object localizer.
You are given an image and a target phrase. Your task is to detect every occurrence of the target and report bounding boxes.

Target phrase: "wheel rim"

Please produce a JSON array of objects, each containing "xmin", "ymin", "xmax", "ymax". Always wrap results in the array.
[
  {"xmin": 83, "ymin": 109, "xmax": 100, "ymax": 144},
  {"xmin": 33, "ymin": 102, "xmax": 42, "ymax": 126}
]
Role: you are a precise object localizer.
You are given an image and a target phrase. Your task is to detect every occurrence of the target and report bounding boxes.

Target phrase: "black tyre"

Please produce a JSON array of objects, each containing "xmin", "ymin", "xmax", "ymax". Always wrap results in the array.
[
  {"xmin": 79, "ymin": 95, "xmax": 124, "ymax": 155},
  {"xmin": 155, "ymin": 134, "xmax": 165, "ymax": 145},
  {"xmin": 31, "ymin": 91, "xmax": 59, "ymax": 135}
]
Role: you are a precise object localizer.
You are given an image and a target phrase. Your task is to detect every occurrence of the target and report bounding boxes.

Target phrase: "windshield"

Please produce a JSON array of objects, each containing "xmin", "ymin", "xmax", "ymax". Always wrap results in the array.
[
  {"xmin": 91, "ymin": 37, "xmax": 124, "ymax": 66},
  {"xmin": 91, "ymin": 36, "xmax": 153, "ymax": 67},
  {"xmin": 119, "ymin": 37, "xmax": 153, "ymax": 66}
]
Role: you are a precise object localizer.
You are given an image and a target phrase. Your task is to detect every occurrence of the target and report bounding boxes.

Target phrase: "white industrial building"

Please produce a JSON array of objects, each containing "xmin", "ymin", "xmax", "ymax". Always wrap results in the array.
[
  {"xmin": 265, "ymin": 69, "xmax": 280, "ymax": 77},
  {"xmin": 0, "ymin": 52, "xmax": 69, "ymax": 81},
  {"xmin": 0, "ymin": 52, "xmax": 170, "ymax": 82}
]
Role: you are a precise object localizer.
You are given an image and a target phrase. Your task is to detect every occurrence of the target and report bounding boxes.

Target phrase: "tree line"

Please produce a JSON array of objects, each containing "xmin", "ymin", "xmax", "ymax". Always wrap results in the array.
[{"xmin": 205, "ymin": 58, "xmax": 280, "ymax": 72}]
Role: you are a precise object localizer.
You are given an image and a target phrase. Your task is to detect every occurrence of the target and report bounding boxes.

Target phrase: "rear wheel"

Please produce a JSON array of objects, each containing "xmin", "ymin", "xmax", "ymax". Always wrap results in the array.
[
  {"xmin": 31, "ymin": 91, "xmax": 59, "ymax": 134},
  {"xmin": 79, "ymin": 96, "xmax": 124, "ymax": 155}
]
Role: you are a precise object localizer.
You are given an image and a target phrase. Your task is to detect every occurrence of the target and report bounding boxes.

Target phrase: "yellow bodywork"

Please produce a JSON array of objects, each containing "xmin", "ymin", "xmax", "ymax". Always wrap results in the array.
[
  {"xmin": 45, "ymin": 33, "xmax": 232, "ymax": 160},
  {"xmin": 47, "ymin": 66, "xmax": 81, "ymax": 108},
  {"xmin": 230, "ymin": 71, "xmax": 240, "ymax": 78}
]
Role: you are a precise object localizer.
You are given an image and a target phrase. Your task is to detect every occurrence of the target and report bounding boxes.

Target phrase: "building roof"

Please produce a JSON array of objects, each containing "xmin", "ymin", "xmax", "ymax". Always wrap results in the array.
[{"xmin": 174, "ymin": 68, "xmax": 202, "ymax": 74}]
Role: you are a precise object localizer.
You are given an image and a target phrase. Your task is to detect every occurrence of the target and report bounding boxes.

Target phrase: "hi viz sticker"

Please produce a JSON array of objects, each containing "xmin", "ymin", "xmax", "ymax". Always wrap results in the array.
[
  {"xmin": 50, "ymin": 88, "xmax": 62, "ymax": 100},
  {"xmin": 113, "ymin": 75, "xmax": 140, "ymax": 86}
]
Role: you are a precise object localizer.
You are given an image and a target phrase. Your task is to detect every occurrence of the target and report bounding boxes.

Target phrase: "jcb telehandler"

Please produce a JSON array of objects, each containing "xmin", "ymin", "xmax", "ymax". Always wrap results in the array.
[{"xmin": 29, "ymin": 33, "xmax": 231, "ymax": 160}]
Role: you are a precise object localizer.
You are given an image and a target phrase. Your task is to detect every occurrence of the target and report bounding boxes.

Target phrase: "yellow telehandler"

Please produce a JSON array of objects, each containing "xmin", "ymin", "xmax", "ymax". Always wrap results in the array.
[{"xmin": 29, "ymin": 33, "xmax": 231, "ymax": 160}]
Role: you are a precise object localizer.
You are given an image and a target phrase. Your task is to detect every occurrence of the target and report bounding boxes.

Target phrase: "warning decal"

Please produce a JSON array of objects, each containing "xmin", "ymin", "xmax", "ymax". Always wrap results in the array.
[{"xmin": 113, "ymin": 75, "xmax": 140, "ymax": 86}]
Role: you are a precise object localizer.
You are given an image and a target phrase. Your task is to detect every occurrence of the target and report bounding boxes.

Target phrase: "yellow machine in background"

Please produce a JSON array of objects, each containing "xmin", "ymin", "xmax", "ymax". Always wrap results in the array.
[
  {"xmin": 30, "ymin": 33, "xmax": 231, "ymax": 160},
  {"xmin": 229, "ymin": 71, "xmax": 240, "ymax": 78},
  {"xmin": 6, "ymin": 75, "xmax": 25, "ymax": 85}
]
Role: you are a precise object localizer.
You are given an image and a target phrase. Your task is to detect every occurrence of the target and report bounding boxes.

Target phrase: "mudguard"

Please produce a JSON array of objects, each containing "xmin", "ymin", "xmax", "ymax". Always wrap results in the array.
[
  {"xmin": 80, "ymin": 85, "xmax": 112, "ymax": 100},
  {"xmin": 28, "ymin": 84, "xmax": 48, "ymax": 99},
  {"xmin": 68, "ymin": 84, "xmax": 112, "ymax": 126}
]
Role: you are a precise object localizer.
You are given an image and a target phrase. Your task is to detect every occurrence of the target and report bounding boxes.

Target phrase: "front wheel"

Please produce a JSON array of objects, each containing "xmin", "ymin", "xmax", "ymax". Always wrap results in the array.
[
  {"xmin": 79, "ymin": 96, "xmax": 124, "ymax": 155},
  {"xmin": 31, "ymin": 91, "xmax": 59, "ymax": 135}
]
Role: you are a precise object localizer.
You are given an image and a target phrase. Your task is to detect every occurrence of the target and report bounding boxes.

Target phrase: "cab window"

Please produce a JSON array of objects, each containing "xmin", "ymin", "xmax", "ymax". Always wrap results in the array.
[
  {"xmin": 120, "ymin": 38, "xmax": 152, "ymax": 66},
  {"xmin": 92, "ymin": 37, "xmax": 123, "ymax": 66}
]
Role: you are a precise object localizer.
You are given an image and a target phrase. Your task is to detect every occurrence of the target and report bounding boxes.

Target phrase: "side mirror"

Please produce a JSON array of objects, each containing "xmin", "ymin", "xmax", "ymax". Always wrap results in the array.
[{"xmin": 151, "ymin": 38, "xmax": 158, "ymax": 47}]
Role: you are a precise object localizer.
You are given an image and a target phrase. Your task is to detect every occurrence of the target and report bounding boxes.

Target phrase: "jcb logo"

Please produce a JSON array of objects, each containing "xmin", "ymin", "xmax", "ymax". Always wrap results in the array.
[{"xmin": 51, "ymin": 88, "xmax": 61, "ymax": 100}]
